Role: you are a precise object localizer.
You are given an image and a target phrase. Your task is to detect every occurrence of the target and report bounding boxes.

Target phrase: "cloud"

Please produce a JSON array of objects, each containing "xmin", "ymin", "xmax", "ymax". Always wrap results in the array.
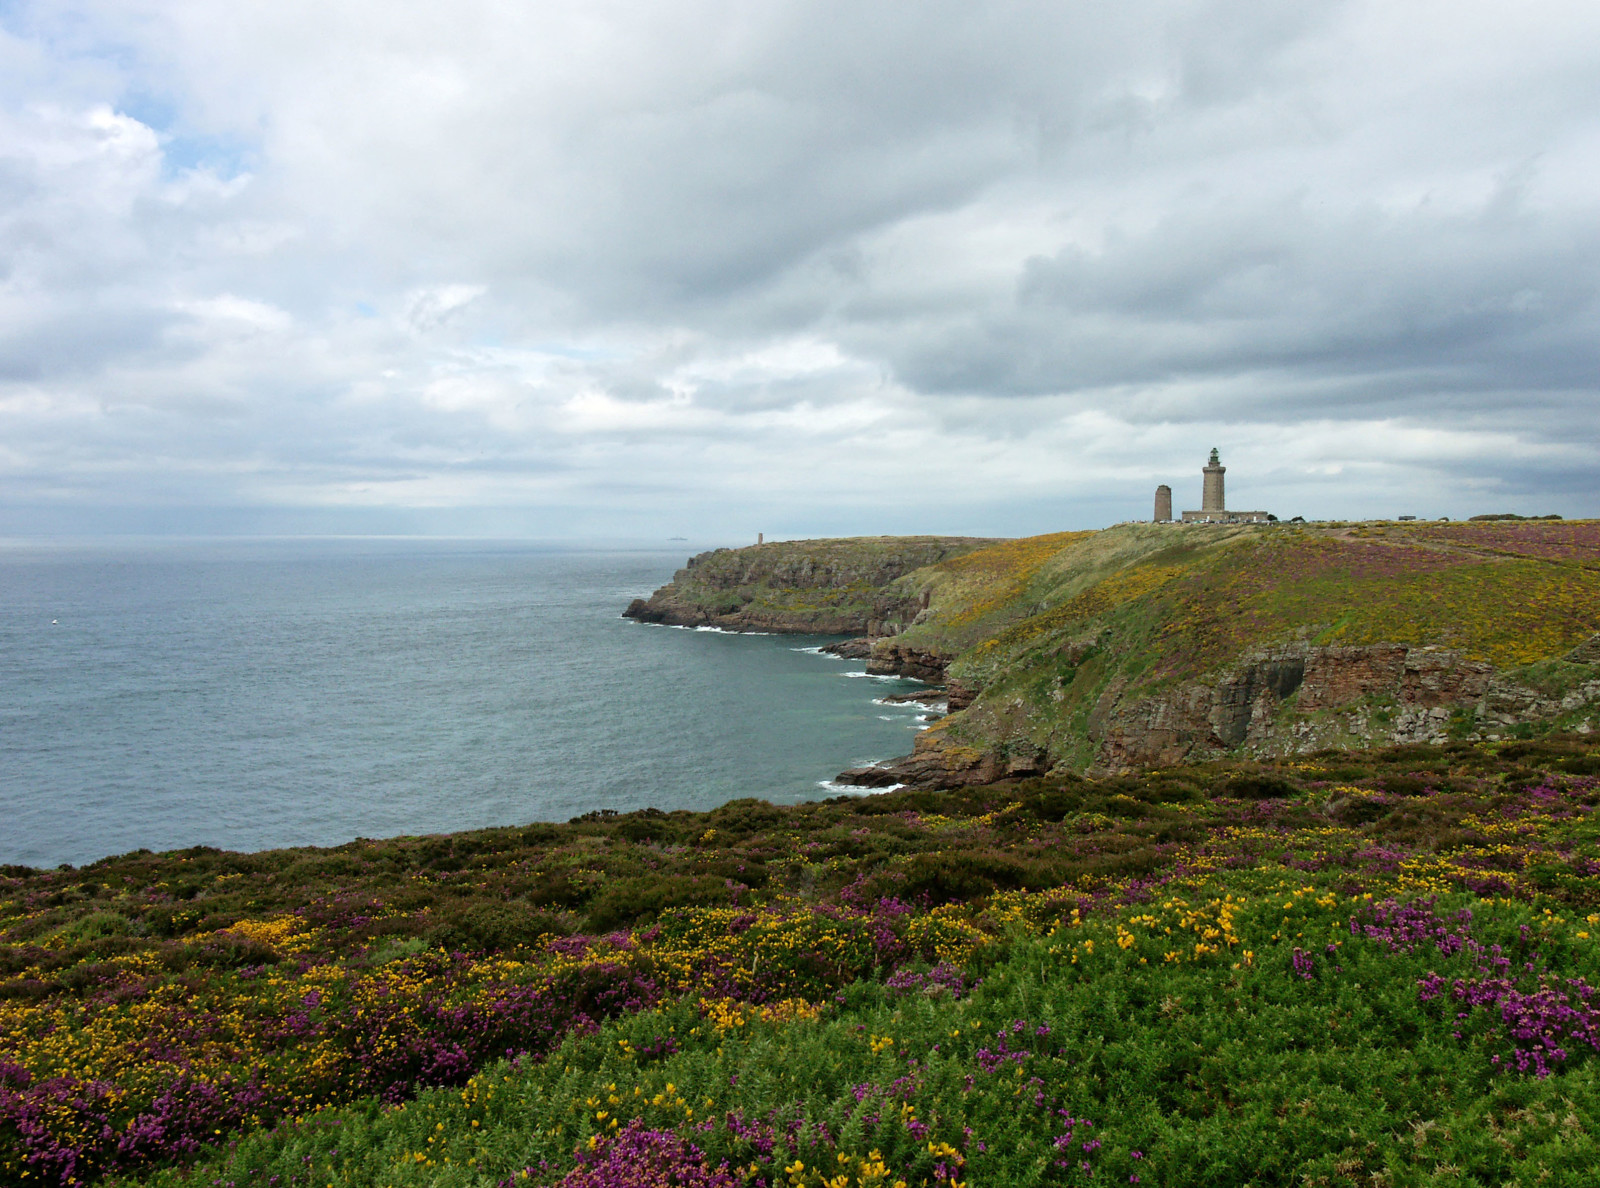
[{"xmin": 0, "ymin": 0, "xmax": 1597, "ymax": 537}]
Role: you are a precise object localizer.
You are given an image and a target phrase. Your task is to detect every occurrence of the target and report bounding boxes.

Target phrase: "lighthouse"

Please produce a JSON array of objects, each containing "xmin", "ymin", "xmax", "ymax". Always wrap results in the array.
[
  {"xmin": 1169, "ymin": 449, "xmax": 1271, "ymax": 523},
  {"xmin": 1201, "ymin": 447, "xmax": 1225, "ymax": 513}
]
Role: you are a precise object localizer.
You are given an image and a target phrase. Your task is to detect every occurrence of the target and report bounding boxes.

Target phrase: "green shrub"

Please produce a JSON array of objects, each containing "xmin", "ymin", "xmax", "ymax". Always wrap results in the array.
[
  {"xmin": 899, "ymin": 851, "xmax": 1027, "ymax": 900},
  {"xmin": 614, "ymin": 817, "xmax": 674, "ymax": 844},
  {"xmin": 584, "ymin": 875, "xmax": 734, "ymax": 932},
  {"xmin": 1221, "ymin": 774, "xmax": 1300, "ymax": 799},
  {"xmin": 52, "ymin": 910, "xmax": 131, "ymax": 944},
  {"xmin": 424, "ymin": 901, "xmax": 569, "ymax": 953}
]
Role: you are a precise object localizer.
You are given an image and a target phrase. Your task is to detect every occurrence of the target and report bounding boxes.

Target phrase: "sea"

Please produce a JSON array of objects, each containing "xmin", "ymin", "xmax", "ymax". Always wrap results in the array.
[{"xmin": 0, "ymin": 539, "xmax": 936, "ymax": 869}]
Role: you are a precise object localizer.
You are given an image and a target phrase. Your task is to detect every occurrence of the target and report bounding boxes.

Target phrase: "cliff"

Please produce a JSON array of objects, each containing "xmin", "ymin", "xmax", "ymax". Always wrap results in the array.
[
  {"xmin": 622, "ymin": 535, "xmax": 996, "ymax": 633},
  {"xmin": 834, "ymin": 519, "xmax": 1600, "ymax": 786}
]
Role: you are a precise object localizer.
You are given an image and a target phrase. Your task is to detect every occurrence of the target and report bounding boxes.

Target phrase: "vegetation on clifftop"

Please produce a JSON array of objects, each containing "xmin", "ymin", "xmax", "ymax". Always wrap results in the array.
[
  {"xmin": 5, "ymin": 736, "xmax": 1600, "ymax": 1185},
  {"xmin": 10, "ymin": 523, "xmax": 1599, "ymax": 1186},
  {"xmin": 886, "ymin": 520, "xmax": 1600, "ymax": 771}
]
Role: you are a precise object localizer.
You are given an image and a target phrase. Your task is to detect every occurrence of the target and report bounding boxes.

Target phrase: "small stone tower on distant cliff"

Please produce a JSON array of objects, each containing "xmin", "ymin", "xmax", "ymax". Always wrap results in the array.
[
  {"xmin": 1154, "ymin": 485, "xmax": 1172, "ymax": 522},
  {"xmin": 1201, "ymin": 447, "xmax": 1225, "ymax": 513}
]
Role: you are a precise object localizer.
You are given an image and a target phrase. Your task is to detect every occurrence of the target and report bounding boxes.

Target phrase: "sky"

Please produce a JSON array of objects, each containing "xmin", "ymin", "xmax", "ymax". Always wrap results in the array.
[{"xmin": 2, "ymin": 0, "xmax": 1597, "ymax": 541}]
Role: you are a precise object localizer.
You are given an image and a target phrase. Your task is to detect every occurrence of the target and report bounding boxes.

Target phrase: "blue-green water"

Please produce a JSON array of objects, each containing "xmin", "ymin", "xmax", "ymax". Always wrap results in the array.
[{"xmin": 0, "ymin": 540, "xmax": 931, "ymax": 868}]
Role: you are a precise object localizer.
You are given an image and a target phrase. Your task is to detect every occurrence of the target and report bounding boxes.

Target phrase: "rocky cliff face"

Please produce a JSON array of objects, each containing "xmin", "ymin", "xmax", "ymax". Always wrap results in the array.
[
  {"xmin": 623, "ymin": 536, "xmax": 995, "ymax": 634},
  {"xmin": 1093, "ymin": 643, "xmax": 1504, "ymax": 770},
  {"xmin": 839, "ymin": 639, "xmax": 1600, "ymax": 789}
]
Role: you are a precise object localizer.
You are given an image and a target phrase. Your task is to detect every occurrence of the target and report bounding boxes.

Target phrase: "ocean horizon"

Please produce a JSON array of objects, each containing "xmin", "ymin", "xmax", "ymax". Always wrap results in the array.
[{"xmin": 0, "ymin": 538, "xmax": 931, "ymax": 869}]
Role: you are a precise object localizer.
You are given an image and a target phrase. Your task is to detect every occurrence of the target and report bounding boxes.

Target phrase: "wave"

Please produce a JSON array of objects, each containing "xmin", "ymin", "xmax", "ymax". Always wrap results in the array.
[
  {"xmin": 622, "ymin": 619, "xmax": 774, "ymax": 636},
  {"xmin": 629, "ymin": 622, "xmax": 774, "ymax": 635},
  {"xmin": 815, "ymin": 779, "xmax": 905, "ymax": 796}
]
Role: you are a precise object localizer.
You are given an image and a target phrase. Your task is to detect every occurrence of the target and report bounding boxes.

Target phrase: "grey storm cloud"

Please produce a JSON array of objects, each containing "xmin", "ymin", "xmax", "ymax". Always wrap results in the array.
[
  {"xmin": 881, "ymin": 189, "xmax": 1600, "ymax": 404},
  {"xmin": 0, "ymin": 0, "xmax": 1598, "ymax": 538}
]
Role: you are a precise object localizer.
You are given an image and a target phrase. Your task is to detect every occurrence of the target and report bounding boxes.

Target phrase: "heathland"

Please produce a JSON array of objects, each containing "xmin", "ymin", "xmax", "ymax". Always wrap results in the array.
[
  {"xmin": 4, "ymin": 736, "xmax": 1600, "ymax": 1186},
  {"xmin": 6, "ymin": 520, "xmax": 1600, "ymax": 1187}
]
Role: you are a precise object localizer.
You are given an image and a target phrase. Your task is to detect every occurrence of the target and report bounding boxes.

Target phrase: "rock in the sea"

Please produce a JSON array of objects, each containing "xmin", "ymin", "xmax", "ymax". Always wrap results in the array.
[
  {"xmin": 835, "ymin": 733, "xmax": 1046, "ymax": 790},
  {"xmin": 866, "ymin": 640, "xmax": 953, "ymax": 682},
  {"xmin": 875, "ymin": 688, "xmax": 947, "ymax": 707}
]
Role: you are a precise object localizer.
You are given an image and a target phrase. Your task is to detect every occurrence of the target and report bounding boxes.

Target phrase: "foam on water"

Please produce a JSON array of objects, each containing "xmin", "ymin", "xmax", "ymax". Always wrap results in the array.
[
  {"xmin": 637, "ymin": 621, "xmax": 774, "ymax": 636},
  {"xmin": 814, "ymin": 779, "xmax": 904, "ymax": 796}
]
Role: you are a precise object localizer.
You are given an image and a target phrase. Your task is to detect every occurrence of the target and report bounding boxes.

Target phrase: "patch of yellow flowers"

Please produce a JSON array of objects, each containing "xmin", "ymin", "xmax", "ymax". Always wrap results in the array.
[{"xmin": 785, "ymin": 1149, "xmax": 908, "ymax": 1188}]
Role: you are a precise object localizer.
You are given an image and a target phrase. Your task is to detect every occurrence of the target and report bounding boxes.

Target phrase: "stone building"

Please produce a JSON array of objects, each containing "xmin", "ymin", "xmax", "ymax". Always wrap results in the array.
[
  {"xmin": 1153, "ymin": 485, "xmax": 1172, "ymax": 522},
  {"xmin": 1174, "ymin": 448, "xmax": 1271, "ymax": 523}
]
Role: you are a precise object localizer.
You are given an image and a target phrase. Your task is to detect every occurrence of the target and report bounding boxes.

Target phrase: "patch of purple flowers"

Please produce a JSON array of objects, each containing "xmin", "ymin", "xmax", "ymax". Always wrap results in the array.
[
  {"xmin": 1349, "ymin": 898, "xmax": 1600, "ymax": 1078},
  {"xmin": 556, "ymin": 1121, "xmax": 741, "ymax": 1188},
  {"xmin": 1350, "ymin": 898, "xmax": 1473, "ymax": 956},
  {"xmin": 885, "ymin": 961, "xmax": 974, "ymax": 999},
  {"xmin": 1419, "ymin": 971, "xmax": 1600, "ymax": 1077},
  {"xmin": 1290, "ymin": 948, "xmax": 1315, "ymax": 980}
]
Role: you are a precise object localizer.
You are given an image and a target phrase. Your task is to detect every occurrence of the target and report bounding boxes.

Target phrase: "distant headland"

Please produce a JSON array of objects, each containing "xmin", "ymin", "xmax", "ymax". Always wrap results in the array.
[{"xmin": 627, "ymin": 517, "xmax": 1600, "ymax": 785}]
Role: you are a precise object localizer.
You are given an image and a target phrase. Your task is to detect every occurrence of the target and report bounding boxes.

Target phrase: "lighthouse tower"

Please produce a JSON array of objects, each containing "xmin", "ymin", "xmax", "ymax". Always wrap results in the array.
[
  {"xmin": 1177, "ymin": 448, "xmax": 1271, "ymax": 523},
  {"xmin": 1201, "ymin": 447, "xmax": 1225, "ymax": 513}
]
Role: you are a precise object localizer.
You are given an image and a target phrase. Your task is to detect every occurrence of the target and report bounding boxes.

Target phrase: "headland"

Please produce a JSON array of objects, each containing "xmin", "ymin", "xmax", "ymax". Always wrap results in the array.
[{"xmin": 628, "ymin": 519, "xmax": 1600, "ymax": 787}]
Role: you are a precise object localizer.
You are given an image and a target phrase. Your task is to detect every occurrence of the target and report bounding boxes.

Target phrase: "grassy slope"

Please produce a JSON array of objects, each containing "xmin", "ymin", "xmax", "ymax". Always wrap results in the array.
[
  {"xmin": 4, "ymin": 738, "xmax": 1600, "ymax": 1185},
  {"xmin": 889, "ymin": 520, "xmax": 1600, "ymax": 769}
]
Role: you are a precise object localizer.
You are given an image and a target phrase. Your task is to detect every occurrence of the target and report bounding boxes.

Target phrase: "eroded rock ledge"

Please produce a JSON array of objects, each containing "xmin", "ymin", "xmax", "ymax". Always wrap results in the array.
[{"xmin": 837, "ymin": 732, "xmax": 1048, "ymax": 790}]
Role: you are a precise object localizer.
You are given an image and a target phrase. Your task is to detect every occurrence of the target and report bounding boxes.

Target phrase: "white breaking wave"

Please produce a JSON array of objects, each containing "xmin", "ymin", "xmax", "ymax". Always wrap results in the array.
[
  {"xmin": 625, "ymin": 620, "xmax": 771, "ymax": 635},
  {"xmin": 816, "ymin": 779, "xmax": 905, "ymax": 796}
]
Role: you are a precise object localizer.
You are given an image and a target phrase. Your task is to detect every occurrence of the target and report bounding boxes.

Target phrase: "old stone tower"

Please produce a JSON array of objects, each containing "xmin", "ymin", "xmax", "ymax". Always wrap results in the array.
[
  {"xmin": 1173, "ymin": 448, "xmax": 1272, "ymax": 523},
  {"xmin": 1154, "ymin": 485, "xmax": 1172, "ymax": 522},
  {"xmin": 1201, "ymin": 447, "xmax": 1225, "ymax": 512}
]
